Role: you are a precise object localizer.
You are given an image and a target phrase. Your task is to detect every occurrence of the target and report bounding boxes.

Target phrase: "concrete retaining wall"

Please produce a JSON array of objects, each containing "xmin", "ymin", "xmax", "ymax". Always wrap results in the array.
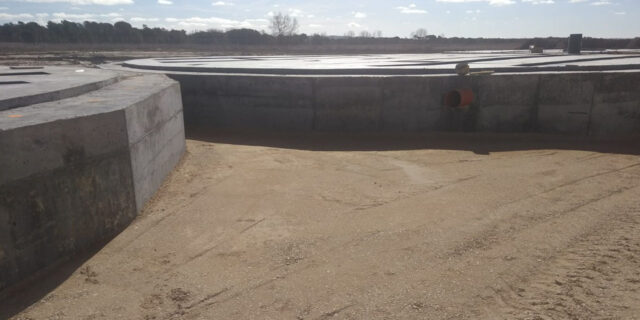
[
  {"xmin": 171, "ymin": 72, "xmax": 640, "ymax": 138},
  {"xmin": 0, "ymin": 74, "xmax": 185, "ymax": 292}
]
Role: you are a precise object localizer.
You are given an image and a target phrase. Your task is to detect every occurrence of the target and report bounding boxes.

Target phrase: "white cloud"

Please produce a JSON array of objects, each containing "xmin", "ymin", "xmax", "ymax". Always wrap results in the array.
[
  {"xmin": 52, "ymin": 12, "xmax": 95, "ymax": 19},
  {"xmin": 436, "ymin": 0, "xmax": 515, "ymax": 6},
  {"xmin": 158, "ymin": 0, "xmax": 172, "ymax": 4},
  {"xmin": 33, "ymin": 13, "xmax": 49, "ymax": 23},
  {"xmin": 101, "ymin": 12, "xmax": 121, "ymax": 17},
  {"xmin": 353, "ymin": 11, "xmax": 366, "ymax": 19},
  {"xmin": 19, "ymin": 0, "xmax": 133, "ymax": 5},
  {"xmin": 0, "ymin": 6, "xmax": 8, "ymax": 10},
  {"xmin": 569, "ymin": 0, "xmax": 609, "ymax": 3},
  {"xmin": 0, "ymin": 13, "xmax": 35, "ymax": 20},
  {"xmin": 288, "ymin": 8, "xmax": 303, "ymax": 17},
  {"xmin": 212, "ymin": 1, "xmax": 233, "ymax": 6},
  {"xmin": 130, "ymin": 17, "xmax": 159, "ymax": 22},
  {"xmin": 308, "ymin": 23, "xmax": 322, "ymax": 28},
  {"xmin": 266, "ymin": 8, "xmax": 307, "ymax": 19},
  {"xmin": 0, "ymin": 11, "xmax": 128, "ymax": 23},
  {"xmin": 164, "ymin": 16, "xmax": 268, "ymax": 31},
  {"xmin": 613, "ymin": 11, "xmax": 626, "ymax": 14},
  {"xmin": 521, "ymin": 0, "xmax": 554, "ymax": 4},
  {"xmin": 347, "ymin": 22, "xmax": 362, "ymax": 28},
  {"xmin": 396, "ymin": 4, "xmax": 427, "ymax": 14}
]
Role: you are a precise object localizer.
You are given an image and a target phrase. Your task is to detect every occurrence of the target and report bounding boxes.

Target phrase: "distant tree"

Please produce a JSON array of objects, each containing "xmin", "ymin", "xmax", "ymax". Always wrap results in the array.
[
  {"xmin": 58, "ymin": 20, "xmax": 84, "ymax": 43},
  {"xmin": 114, "ymin": 21, "xmax": 138, "ymax": 43},
  {"xmin": 344, "ymin": 30, "xmax": 355, "ymax": 38},
  {"xmin": 269, "ymin": 12, "xmax": 298, "ymax": 37},
  {"xmin": 19, "ymin": 22, "xmax": 47, "ymax": 43},
  {"xmin": 412, "ymin": 28, "xmax": 428, "ymax": 39},
  {"xmin": 190, "ymin": 29, "xmax": 224, "ymax": 44},
  {"xmin": 359, "ymin": 30, "xmax": 371, "ymax": 38},
  {"xmin": 310, "ymin": 33, "xmax": 329, "ymax": 45},
  {"xmin": 226, "ymin": 28, "xmax": 265, "ymax": 45},
  {"xmin": 372, "ymin": 30, "xmax": 383, "ymax": 38}
]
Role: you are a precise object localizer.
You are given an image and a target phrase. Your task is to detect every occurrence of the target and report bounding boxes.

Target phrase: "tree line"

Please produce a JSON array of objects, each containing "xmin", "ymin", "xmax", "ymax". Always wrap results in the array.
[
  {"xmin": 1, "ymin": 19, "xmax": 639, "ymax": 50},
  {"xmin": 0, "ymin": 20, "xmax": 474, "ymax": 45},
  {"xmin": 1, "ymin": 21, "xmax": 186, "ymax": 44}
]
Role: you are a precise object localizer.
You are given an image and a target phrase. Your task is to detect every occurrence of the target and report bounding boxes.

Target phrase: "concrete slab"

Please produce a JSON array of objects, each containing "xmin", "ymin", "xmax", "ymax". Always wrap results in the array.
[
  {"xmin": 0, "ymin": 66, "xmax": 121, "ymax": 111},
  {"xmin": 119, "ymin": 51, "xmax": 640, "ymax": 75}
]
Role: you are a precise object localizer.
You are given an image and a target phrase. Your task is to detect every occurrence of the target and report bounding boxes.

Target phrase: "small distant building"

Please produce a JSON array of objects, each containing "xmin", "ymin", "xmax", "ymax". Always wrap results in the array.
[
  {"xmin": 530, "ymin": 45, "xmax": 543, "ymax": 54},
  {"xmin": 568, "ymin": 34, "xmax": 583, "ymax": 54}
]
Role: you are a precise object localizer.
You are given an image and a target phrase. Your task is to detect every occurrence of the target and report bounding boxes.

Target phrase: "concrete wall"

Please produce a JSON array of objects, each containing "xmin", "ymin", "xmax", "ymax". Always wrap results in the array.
[
  {"xmin": 0, "ymin": 74, "xmax": 185, "ymax": 292},
  {"xmin": 171, "ymin": 72, "xmax": 640, "ymax": 138},
  {"xmin": 122, "ymin": 77, "xmax": 186, "ymax": 210}
]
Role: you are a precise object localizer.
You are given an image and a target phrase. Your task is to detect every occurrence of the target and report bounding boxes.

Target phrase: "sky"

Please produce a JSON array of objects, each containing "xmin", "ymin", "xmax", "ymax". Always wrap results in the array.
[{"xmin": 0, "ymin": 0, "xmax": 638, "ymax": 38}]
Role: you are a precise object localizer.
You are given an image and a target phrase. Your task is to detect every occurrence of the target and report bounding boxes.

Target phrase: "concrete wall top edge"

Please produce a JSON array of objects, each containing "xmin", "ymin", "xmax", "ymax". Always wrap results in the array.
[
  {"xmin": 103, "ymin": 61, "xmax": 640, "ymax": 78},
  {"xmin": 118, "ymin": 52, "xmax": 640, "ymax": 76},
  {"xmin": 0, "ymin": 74, "xmax": 176, "ymax": 132},
  {"xmin": 0, "ymin": 67, "xmax": 125, "ymax": 111},
  {"xmin": 164, "ymin": 70, "xmax": 640, "ymax": 80}
]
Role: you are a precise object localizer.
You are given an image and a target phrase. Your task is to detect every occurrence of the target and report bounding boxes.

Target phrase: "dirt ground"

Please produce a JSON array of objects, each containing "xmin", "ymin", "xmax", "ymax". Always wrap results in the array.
[{"xmin": 2, "ymin": 131, "xmax": 640, "ymax": 320}]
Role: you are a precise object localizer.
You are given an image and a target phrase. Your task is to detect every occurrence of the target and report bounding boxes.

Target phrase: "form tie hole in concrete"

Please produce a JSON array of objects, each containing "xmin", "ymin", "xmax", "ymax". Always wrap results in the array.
[
  {"xmin": 9, "ymin": 66, "xmax": 44, "ymax": 70},
  {"xmin": 0, "ymin": 81, "xmax": 29, "ymax": 85},
  {"xmin": 444, "ymin": 88, "xmax": 474, "ymax": 108},
  {"xmin": 0, "ymin": 72, "xmax": 49, "ymax": 76}
]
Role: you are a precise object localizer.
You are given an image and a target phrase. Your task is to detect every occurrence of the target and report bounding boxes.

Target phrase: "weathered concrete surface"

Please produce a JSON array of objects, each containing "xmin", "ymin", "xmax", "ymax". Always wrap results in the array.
[
  {"xmin": 105, "ymin": 53, "xmax": 640, "ymax": 137},
  {"xmin": 175, "ymin": 75, "xmax": 314, "ymax": 131},
  {"xmin": 122, "ymin": 77, "xmax": 186, "ymax": 210},
  {"xmin": 0, "ymin": 71, "xmax": 185, "ymax": 293},
  {"xmin": 590, "ymin": 73, "xmax": 640, "ymax": 137},
  {"xmin": 0, "ymin": 66, "xmax": 121, "ymax": 111},
  {"xmin": 168, "ymin": 71, "xmax": 640, "ymax": 138},
  {"xmin": 3, "ymin": 132, "xmax": 639, "ymax": 320},
  {"xmin": 121, "ymin": 52, "xmax": 640, "ymax": 75}
]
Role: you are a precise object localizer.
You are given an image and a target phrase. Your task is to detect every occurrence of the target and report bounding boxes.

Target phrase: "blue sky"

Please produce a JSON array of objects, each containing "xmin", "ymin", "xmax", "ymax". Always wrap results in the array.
[{"xmin": 0, "ymin": 0, "xmax": 638, "ymax": 38}]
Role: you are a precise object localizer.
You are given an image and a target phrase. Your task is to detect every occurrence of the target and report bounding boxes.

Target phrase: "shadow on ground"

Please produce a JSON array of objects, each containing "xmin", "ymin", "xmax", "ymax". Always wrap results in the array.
[
  {"xmin": 0, "ymin": 235, "xmax": 122, "ymax": 319},
  {"xmin": 187, "ymin": 127, "xmax": 640, "ymax": 156}
]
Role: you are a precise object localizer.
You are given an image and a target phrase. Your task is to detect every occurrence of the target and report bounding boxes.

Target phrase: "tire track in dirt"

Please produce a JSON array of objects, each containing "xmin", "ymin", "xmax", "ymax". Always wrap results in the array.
[
  {"xmin": 481, "ymin": 210, "xmax": 640, "ymax": 320},
  {"xmin": 176, "ymin": 160, "xmax": 640, "ymax": 319}
]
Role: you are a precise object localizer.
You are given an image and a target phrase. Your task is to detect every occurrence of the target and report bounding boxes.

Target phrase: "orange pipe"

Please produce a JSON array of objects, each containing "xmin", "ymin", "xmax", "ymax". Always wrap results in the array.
[{"xmin": 444, "ymin": 88, "xmax": 474, "ymax": 108}]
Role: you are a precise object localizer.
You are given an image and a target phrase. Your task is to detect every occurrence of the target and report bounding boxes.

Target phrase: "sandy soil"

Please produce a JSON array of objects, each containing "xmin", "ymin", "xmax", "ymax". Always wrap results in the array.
[{"xmin": 2, "ymin": 132, "xmax": 640, "ymax": 320}]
